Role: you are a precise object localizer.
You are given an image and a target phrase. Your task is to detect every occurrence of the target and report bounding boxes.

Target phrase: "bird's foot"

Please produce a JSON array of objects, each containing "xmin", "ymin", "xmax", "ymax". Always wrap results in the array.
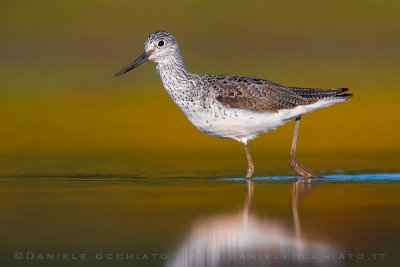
[
  {"xmin": 245, "ymin": 165, "xmax": 254, "ymax": 179},
  {"xmin": 289, "ymin": 153, "xmax": 321, "ymax": 179}
]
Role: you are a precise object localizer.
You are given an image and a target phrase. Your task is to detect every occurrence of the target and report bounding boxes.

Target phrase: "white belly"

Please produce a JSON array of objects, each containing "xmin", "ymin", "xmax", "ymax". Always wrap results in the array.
[{"xmin": 176, "ymin": 98, "xmax": 345, "ymax": 143}]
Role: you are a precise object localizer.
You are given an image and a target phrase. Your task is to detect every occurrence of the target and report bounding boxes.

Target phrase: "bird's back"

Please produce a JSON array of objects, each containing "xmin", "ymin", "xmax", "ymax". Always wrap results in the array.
[{"xmin": 198, "ymin": 74, "xmax": 352, "ymax": 113}]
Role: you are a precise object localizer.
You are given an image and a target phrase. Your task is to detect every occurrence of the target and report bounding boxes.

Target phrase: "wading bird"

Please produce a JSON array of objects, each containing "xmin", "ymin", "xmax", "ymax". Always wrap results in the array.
[{"xmin": 115, "ymin": 31, "xmax": 352, "ymax": 179}]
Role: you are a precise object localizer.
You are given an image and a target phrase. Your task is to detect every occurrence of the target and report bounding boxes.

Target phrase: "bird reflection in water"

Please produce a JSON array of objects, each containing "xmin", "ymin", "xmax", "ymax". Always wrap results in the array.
[{"xmin": 167, "ymin": 180, "xmax": 341, "ymax": 267}]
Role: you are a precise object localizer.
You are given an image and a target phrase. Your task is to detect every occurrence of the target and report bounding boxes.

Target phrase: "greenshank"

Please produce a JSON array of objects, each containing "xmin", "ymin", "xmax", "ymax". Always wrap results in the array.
[{"xmin": 115, "ymin": 30, "xmax": 352, "ymax": 179}]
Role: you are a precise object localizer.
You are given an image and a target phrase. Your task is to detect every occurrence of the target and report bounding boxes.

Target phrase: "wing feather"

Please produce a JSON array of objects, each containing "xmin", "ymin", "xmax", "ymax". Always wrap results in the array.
[{"xmin": 207, "ymin": 75, "xmax": 351, "ymax": 113}]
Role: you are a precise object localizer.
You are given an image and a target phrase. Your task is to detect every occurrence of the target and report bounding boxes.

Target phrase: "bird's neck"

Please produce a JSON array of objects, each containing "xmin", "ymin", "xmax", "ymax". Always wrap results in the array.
[{"xmin": 156, "ymin": 55, "xmax": 192, "ymax": 94}]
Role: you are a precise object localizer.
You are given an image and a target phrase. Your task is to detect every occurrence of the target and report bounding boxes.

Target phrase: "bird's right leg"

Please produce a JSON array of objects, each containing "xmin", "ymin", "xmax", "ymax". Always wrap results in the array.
[
  {"xmin": 288, "ymin": 116, "xmax": 322, "ymax": 179},
  {"xmin": 243, "ymin": 142, "xmax": 254, "ymax": 179}
]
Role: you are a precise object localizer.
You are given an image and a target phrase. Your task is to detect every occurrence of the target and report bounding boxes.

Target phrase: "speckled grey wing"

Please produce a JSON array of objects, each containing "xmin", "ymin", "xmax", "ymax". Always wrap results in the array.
[{"xmin": 210, "ymin": 75, "xmax": 351, "ymax": 113}]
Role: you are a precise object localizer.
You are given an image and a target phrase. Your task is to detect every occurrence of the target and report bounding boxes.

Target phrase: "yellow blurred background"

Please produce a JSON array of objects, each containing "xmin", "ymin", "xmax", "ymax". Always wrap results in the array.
[{"xmin": 1, "ymin": 0, "xmax": 399, "ymax": 175}]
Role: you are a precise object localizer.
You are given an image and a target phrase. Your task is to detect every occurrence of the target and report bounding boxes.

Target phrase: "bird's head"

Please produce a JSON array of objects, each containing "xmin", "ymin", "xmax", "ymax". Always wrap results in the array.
[{"xmin": 114, "ymin": 30, "xmax": 180, "ymax": 77}]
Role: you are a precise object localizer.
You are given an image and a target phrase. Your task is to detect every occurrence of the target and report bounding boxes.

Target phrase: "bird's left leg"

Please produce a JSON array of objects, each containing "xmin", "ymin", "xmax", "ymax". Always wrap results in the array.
[
  {"xmin": 288, "ymin": 116, "xmax": 322, "ymax": 178},
  {"xmin": 243, "ymin": 142, "xmax": 254, "ymax": 179}
]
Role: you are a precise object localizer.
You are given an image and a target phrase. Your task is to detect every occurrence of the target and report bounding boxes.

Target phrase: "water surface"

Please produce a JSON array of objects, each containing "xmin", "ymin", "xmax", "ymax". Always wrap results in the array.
[{"xmin": 1, "ymin": 171, "xmax": 399, "ymax": 266}]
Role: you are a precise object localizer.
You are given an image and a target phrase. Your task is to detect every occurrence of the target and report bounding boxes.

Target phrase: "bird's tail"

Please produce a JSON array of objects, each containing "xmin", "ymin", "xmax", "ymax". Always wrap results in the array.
[
  {"xmin": 289, "ymin": 87, "xmax": 353, "ymax": 101},
  {"xmin": 333, "ymin": 88, "xmax": 353, "ymax": 101}
]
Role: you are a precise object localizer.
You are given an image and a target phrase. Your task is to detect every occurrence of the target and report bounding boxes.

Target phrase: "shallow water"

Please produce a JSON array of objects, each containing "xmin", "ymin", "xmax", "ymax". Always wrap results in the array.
[{"xmin": 1, "ymin": 170, "xmax": 399, "ymax": 267}]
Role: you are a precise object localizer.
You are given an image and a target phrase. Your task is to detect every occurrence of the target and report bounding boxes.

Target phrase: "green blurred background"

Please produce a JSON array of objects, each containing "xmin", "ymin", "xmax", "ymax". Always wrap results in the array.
[{"xmin": 1, "ymin": 0, "xmax": 399, "ymax": 176}]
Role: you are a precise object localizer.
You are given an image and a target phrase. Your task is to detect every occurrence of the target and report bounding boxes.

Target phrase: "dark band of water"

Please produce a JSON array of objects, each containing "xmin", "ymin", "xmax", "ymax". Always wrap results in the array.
[{"xmin": 221, "ymin": 173, "xmax": 400, "ymax": 181}]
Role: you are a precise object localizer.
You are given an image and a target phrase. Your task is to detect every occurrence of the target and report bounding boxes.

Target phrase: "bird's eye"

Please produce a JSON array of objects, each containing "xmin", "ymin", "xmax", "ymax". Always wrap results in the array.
[{"xmin": 158, "ymin": 40, "xmax": 164, "ymax": 47}]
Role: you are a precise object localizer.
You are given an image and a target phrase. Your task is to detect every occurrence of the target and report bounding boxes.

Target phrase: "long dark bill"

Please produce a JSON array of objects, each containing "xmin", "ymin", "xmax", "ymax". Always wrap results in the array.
[{"xmin": 114, "ymin": 52, "xmax": 149, "ymax": 77}]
